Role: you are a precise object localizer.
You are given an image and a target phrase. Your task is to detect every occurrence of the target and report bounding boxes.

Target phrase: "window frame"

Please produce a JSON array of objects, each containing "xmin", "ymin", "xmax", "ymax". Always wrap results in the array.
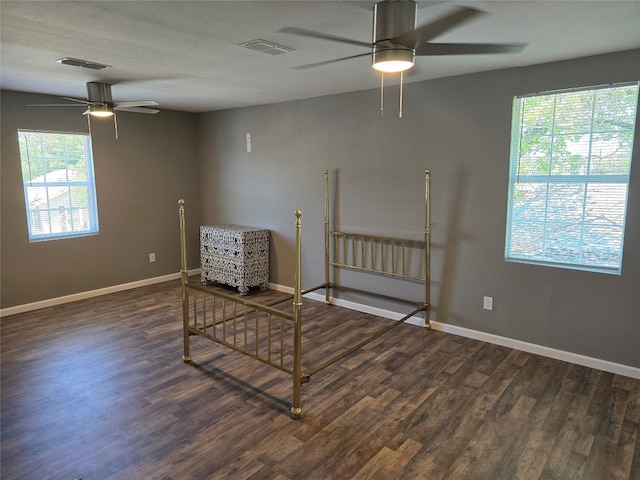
[
  {"xmin": 18, "ymin": 129, "xmax": 100, "ymax": 242},
  {"xmin": 504, "ymin": 82, "xmax": 639, "ymax": 275}
]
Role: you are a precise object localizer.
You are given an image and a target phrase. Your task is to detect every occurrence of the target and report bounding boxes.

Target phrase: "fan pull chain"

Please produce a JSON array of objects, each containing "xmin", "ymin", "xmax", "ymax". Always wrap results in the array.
[
  {"xmin": 380, "ymin": 73, "xmax": 384, "ymax": 116},
  {"xmin": 380, "ymin": 72, "xmax": 405, "ymax": 118},
  {"xmin": 86, "ymin": 110, "xmax": 119, "ymax": 139},
  {"xmin": 399, "ymin": 71, "xmax": 403, "ymax": 118}
]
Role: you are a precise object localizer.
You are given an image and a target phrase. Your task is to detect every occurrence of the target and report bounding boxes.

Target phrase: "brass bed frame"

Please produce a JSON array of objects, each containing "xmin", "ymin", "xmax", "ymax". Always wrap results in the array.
[{"xmin": 178, "ymin": 170, "xmax": 430, "ymax": 418}]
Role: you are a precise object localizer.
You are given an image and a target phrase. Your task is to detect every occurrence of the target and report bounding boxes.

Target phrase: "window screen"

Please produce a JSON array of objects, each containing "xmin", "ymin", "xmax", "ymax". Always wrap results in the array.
[{"xmin": 505, "ymin": 82, "xmax": 638, "ymax": 274}]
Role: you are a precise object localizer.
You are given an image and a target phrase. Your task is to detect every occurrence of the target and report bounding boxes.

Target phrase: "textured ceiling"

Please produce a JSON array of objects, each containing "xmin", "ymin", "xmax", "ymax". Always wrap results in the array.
[{"xmin": 2, "ymin": 0, "xmax": 640, "ymax": 113}]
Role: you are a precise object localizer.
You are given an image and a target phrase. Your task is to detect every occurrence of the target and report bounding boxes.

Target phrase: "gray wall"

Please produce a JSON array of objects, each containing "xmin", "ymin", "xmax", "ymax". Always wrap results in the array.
[
  {"xmin": 197, "ymin": 50, "xmax": 640, "ymax": 368},
  {"xmin": 1, "ymin": 90, "xmax": 202, "ymax": 308}
]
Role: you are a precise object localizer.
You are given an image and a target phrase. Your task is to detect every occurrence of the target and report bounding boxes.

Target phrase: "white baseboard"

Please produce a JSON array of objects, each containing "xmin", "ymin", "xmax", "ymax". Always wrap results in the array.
[
  {"xmin": 270, "ymin": 282, "xmax": 640, "ymax": 380},
  {"xmin": 0, "ymin": 269, "xmax": 201, "ymax": 318}
]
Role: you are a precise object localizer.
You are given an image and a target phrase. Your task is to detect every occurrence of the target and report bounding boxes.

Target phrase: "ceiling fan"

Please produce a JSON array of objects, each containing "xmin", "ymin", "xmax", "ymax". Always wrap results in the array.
[
  {"xmin": 28, "ymin": 82, "xmax": 160, "ymax": 138},
  {"xmin": 280, "ymin": 0, "xmax": 526, "ymax": 116}
]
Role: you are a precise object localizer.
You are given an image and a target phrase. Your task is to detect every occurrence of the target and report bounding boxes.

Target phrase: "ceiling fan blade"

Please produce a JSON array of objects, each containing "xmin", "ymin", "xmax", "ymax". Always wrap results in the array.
[
  {"xmin": 114, "ymin": 106, "xmax": 160, "ymax": 114},
  {"xmin": 292, "ymin": 52, "xmax": 373, "ymax": 70},
  {"xmin": 416, "ymin": 42, "xmax": 527, "ymax": 56},
  {"xmin": 392, "ymin": 6, "xmax": 484, "ymax": 48},
  {"xmin": 279, "ymin": 27, "xmax": 372, "ymax": 49},
  {"xmin": 61, "ymin": 96, "xmax": 92, "ymax": 105},
  {"xmin": 114, "ymin": 100, "xmax": 160, "ymax": 108},
  {"xmin": 26, "ymin": 103, "xmax": 86, "ymax": 107}
]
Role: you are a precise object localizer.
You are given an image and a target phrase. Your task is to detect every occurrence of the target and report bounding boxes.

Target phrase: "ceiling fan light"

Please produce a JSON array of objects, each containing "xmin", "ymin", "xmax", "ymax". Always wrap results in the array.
[
  {"xmin": 88, "ymin": 104, "xmax": 114, "ymax": 117},
  {"xmin": 373, "ymin": 59, "xmax": 414, "ymax": 73},
  {"xmin": 372, "ymin": 48, "xmax": 415, "ymax": 73}
]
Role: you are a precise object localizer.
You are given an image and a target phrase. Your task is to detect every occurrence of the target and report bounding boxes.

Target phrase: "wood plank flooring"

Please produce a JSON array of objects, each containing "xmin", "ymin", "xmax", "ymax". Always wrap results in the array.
[{"xmin": 1, "ymin": 279, "xmax": 639, "ymax": 479}]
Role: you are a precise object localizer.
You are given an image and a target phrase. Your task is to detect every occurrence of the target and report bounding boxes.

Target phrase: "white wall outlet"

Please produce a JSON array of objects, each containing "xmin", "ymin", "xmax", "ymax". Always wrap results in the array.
[
  {"xmin": 246, "ymin": 133, "xmax": 252, "ymax": 153},
  {"xmin": 149, "ymin": 252, "xmax": 156, "ymax": 263},
  {"xmin": 483, "ymin": 296, "xmax": 493, "ymax": 311}
]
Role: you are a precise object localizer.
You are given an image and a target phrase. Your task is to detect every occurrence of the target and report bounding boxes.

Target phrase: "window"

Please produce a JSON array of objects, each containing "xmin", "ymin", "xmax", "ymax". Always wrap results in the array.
[
  {"xmin": 18, "ymin": 130, "xmax": 99, "ymax": 242},
  {"xmin": 505, "ymin": 82, "xmax": 639, "ymax": 274}
]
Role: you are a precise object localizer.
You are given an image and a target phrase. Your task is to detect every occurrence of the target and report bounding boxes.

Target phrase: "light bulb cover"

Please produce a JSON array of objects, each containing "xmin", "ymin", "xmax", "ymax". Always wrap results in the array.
[
  {"xmin": 372, "ymin": 48, "xmax": 415, "ymax": 73},
  {"xmin": 88, "ymin": 104, "xmax": 114, "ymax": 117}
]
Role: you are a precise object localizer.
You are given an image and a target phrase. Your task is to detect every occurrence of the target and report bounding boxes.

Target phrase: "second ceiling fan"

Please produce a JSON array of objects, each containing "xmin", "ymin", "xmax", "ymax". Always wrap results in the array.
[
  {"xmin": 30, "ymin": 81, "xmax": 160, "ymax": 138},
  {"xmin": 67, "ymin": 81, "xmax": 159, "ymax": 139}
]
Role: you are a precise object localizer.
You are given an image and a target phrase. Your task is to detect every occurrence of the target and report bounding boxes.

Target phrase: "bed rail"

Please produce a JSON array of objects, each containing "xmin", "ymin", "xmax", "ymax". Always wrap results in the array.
[{"xmin": 178, "ymin": 200, "xmax": 306, "ymax": 417}]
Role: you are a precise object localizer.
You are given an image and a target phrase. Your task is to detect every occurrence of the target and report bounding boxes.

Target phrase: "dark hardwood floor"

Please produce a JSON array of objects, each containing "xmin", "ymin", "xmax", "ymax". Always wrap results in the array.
[{"xmin": 1, "ymin": 279, "xmax": 638, "ymax": 479}]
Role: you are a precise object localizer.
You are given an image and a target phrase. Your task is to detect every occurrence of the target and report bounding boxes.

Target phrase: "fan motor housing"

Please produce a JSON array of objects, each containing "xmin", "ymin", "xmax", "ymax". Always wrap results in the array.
[
  {"xmin": 86, "ymin": 82, "xmax": 113, "ymax": 104},
  {"xmin": 373, "ymin": 0, "xmax": 416, "ymax": 44},
  {"xmin": 372, "ymin": 0, "xmax": 417, "ymax": 67}
]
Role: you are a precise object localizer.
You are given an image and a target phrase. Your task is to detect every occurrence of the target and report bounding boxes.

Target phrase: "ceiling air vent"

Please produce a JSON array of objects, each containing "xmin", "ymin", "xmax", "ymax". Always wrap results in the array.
[
  {"xmin": 56, "ymin": 57, "xmax": 111, "ymax": 70},
  {"xmin": 239, "ymin": 39, "xmax": 293, "ymax": 56}
]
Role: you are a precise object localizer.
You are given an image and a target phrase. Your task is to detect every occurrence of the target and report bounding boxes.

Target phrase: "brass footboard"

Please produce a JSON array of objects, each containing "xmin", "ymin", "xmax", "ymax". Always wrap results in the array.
[
  {"xmin": 178, "ymin": 201, "xmax": 306, "ymax": 417},
  {"xmin": 182, "ymin": 284, "xmax": 297, "ymax": 375}
]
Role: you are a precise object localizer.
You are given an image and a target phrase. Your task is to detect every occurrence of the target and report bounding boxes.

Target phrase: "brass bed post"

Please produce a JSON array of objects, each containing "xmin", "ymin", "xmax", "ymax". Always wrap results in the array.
[
  {"xmin": 324, "ymin": 170, "xmax": 331, "ymax": 304},
  {"xmin": 291, "ymin": 210, "xmax": 303, "ymax": 418},
  {"xmin": 424, "ymin": 170, "xmax": 432, "ymax": 329},
  {"xmin": 178, "ymin": 199, "xmax": 191, "ymax": 361}
]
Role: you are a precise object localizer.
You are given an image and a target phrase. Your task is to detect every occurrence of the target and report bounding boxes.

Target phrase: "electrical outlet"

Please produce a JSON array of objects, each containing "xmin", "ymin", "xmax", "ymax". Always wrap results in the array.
[
  {"xmin": 149, "ymin": 252, "xmax": 156, "ymax": 263},
  {"xmin": 483, "ymin": 296, "xmax": 493, "ymax": 311}
]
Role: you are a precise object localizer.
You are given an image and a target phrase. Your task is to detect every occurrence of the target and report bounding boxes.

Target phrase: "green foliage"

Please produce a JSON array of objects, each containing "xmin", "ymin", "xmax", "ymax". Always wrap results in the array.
[{"xmin": 516, "ymin": 84, "xmax": 638, "ymax": 177}]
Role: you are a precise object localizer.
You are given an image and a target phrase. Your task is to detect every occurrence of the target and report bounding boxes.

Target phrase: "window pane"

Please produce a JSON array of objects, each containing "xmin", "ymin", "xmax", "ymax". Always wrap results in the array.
[
  {"xmin": 593, "ymin": 85, "xmax": 639, "ymax": 132},
  {"xmin": 554, "ymin": 91, "xmax": 594, "ymax": 134},
  {"xmin": 521, "ymin": 95, "xmax": 555, "ymax": 133},
  {"xmin": 513, "ymin": 182, "xmax": 548, "ymax": 221},
  {"xmin": 509, "ymin": 220, "xmax": 544, "ymax": 258},
  {"xmin": 518, "ymin": 135, "xmax": 551, "ymax": 175},
  {"xmin": 547, "ymin": 183, "xmax": 585, "ymax": 222},
  {"xmin": 582, "ymin": 225, "xmax": 623, "ymax": 268},
  {"xmin": 544, "ymin": 223, "xmax": 581, "ymax": 263},
  {"xmin": 585, "ymin": 183, "xmax": 627, "ymax": 225},
  {"xmin": 589, "ymin": 132, "xmax": 633, "ymax": 175},
  {"xmin": 550, "ymin": 135, "xmax": 588, "ymax": 175}
]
